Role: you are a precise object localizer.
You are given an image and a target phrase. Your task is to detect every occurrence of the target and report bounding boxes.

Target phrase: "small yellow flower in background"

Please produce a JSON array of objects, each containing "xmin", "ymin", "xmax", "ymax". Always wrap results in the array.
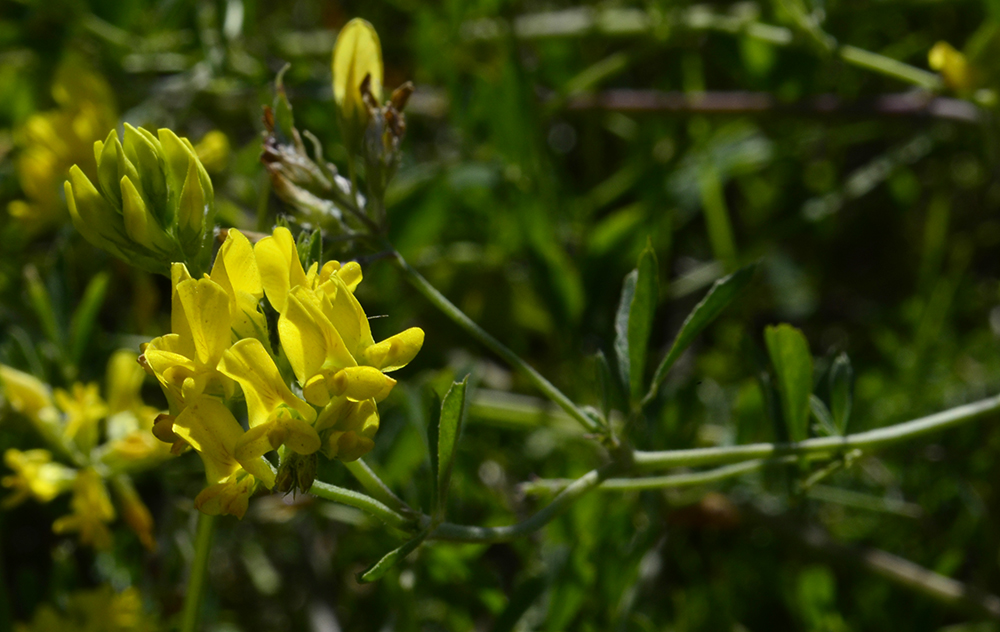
[
  {"xmin": 15, "ymin": 585, "xmax": 156, "ymax": 632},
  {"xmin": 929, "ymin": 41, "xmax": 975, "ymax": 92},
  {"xmin": 194, "ymin": 130, "xmax": 231, "ymax": 174},
  {"xmin": 0, "ymin": 365, "xmax": 60, "ymax": 427},
  {"xmin": 0, "ymin": 352, "xmax": 167, "ymax": 549},
  {"xmin": 8, "ymin": 58, "xmax": 116, "ymax": 236},
  {"xmin": 52, "ymin": 468, "xmax": 116, "ymax": 549},
  {"xmin": 1, "ymin": 449, "xmax": 76, "ymax": 508},
  {"xmin": 333, "ymin": 18, "xmax": 383, "ymax": 153},
  {"xmin": 54, "ymin": 382, "xmax": 107, "ymax": 453}
]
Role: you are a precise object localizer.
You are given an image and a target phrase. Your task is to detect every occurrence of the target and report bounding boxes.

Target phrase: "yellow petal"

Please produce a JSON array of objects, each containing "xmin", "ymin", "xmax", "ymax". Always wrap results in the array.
[
  {"xmin": 172, "ymin": 396, "xmax": 244, "ymax": 484},
  {"xmin": 230, "ymin": 425, "xmax": 280, "ymax": 487},
  {"xmin": 211, "ymin": 229, "xmax": 263, "ymax": 300},
  {"xmin": 174, "ymin": 278, "xmax": 232, "ymax": 366},
  {"xmin": 218, "ymin": 339, "xmax": 316, "ymax": 427},
  {"xmin": 361, "ymin": 327, "xmax": 424, "ymax": 372},
  {"xmin": 329, "ymin": 366, "xmax": 395, "ymax": 402},
  {"xmin": 332, "ymin": 18, "xmax": 383, "ymax": 115},
  {"xmin": 317, "ymin": 275, "xmax": 374, "ymax": 356},
  {"xmin": 195, "ymin": 474, "xmax": 258, "ymax": 518},
  {"xmin": 255, "ymin": 226, "xmax": 308, "ymax": 313},
  {"xmin": 280, "ymin": 287, "xmax": 356, "ymax": 389},
  {"xmin": 105, "ymin": 350, "xmax": 145, "ymax": 415},
  {"xmin": 0, "ymin": 364, "xmax": 56, "ymax": 421}
]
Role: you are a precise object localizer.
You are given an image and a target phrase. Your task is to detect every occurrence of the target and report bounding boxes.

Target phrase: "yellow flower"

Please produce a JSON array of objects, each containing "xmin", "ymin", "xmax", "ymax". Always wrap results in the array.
[
  {"xmin": 143, "ymin": 273, "xmax": 235, "ymax": 410},
  {"xmin": 929, "ymin": 41, "xmax": 974, "ymax": 92},
  {"xmin": 0, "ymin": 365, "xmax": 60, "ymax": 426},
  {"xmin": 194, "ymin": 130, "xmax": 231, "ymax": 174},
  {"xmin": 111, "ymin": 477, "xmax": 157, "ymax": 551},
  {"xmin": 8, "ymin": 59, "xmax": 116, "ymax": 237},
  {"xmin": 218, "ymin": 339, "xmax": 320, "ymax": 471},
  {"xmin": 92, "ymin": 351, "xmax": 173, "ymax": 469},
  {"xmin": 52, "ymin": 468, "xmax": 116, "ymax": 549},
  {"xmin": 15, "ymin": 585, "xmax": 155, "ymax": 632},
  {"xmin": 332, "ymin": 18, "xmax": 383, "ymax": 153},
  {"xmin": 206, "ymin": 229, "xmax": 268, "ymax": 343},
  {"xmin": 1, "ymin": 449, "xmax": 76, "ymax": 508},
  {"xmin": 256, "ymin": 226, "xmax": 423, "ymax": 460},
  {"xmin": 54, "ymin": 382, "xmax": 107, "ymax": 453},
  {"xmin": 169, "ymin": 395, "xmax": 271, "ymax": 518}
]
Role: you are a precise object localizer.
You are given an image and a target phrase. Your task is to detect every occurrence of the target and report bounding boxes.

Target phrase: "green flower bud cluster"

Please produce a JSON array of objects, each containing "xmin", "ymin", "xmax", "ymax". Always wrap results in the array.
[{"xmin": 64, "ymin": 125, "xmax": 215, "ymax": 276}]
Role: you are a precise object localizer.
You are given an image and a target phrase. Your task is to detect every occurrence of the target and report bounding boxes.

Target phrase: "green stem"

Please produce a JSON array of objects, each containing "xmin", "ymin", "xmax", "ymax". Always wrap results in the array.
[
  {"xmin": 633, "ymin": 393, "xmax": 1000, "ymax": 471},
  {"xmin": 427, "ymin": 463, "xmax": 617, "ymax": 542},
  {"xmin": 343, "ymin": 459, "xmax": 414, "ymax": 516},
  {"xmin": 521, "ymin": 458, "xmax": 781, "ymax": 494},
  {"xmin": 390, "ymin": 249, "xmax": 601, "ymax": 433},
  {"xmin": 180, "ymin": 513, "xmax": 216, "ymax": 632},
  {"xmin": 839, "ymin": 45, "xmax": 942, "ymax": 92},
  {"xmin": 309, "ymin": 480, "xmax": 415, "ymax": 530}
]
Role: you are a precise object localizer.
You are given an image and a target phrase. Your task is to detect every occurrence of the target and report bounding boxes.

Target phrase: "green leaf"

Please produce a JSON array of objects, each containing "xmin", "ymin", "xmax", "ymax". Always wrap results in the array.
[
  {"xmin": 645, "ymin": 262, "xmax": 757, "ymax": 404},
  {"xmin": 829, "ymin": 353, "xmax": 853, "ymax": 434},
  {"xmin": 68, "ymin": 272, "xmax": 109, "ymax": 368},
  {"xmin": 764, "ymin": 324, "xmax": 813, "ymax": 443},
  {"xmin": 435, "ymin": 376, "xmax": 468, "ymax": 518},
  {"xmin": 809, "ymin": 394, "xmax": 839, "ymax": 437},
  {"xmin": 356, "ymin": 529, "xmax": 429, "ymax": 584},
  {"xmin": 24, "ymin": 265, "xmax": 63, "ymax": 350},
  {"xmin": 627, "ymin": 240, "xmax": 659, "ymax": 401},
  {"xmin": 614, "ymin": 269, "xmax": 637, "ymax": 391}
]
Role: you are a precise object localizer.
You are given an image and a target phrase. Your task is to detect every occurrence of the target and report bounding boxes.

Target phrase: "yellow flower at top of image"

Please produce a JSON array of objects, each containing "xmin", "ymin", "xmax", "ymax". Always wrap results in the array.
[
  {"xmin": 332, "ymin": 18, "xmax": 383, "ymax": 153},
  {"xmin": 8, "ymin": 57, "xmax": 116, "ymax": 236}
]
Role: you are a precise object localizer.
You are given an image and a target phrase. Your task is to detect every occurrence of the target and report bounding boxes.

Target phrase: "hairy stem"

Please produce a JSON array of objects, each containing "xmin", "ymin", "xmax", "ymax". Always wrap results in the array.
[
  {"xmin": 343, "ymin": 459, "xmax": 414, "ymax": 516},
  {"xmin": 309, "ymin": 480, "xmax": 415, "ymax": 530}
]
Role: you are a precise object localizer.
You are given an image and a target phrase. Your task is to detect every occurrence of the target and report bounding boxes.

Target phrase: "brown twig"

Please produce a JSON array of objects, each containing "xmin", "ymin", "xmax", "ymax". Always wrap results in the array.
[{"xmin": 563, "ymin": 90, "xmax": 983, "ymax": 124}]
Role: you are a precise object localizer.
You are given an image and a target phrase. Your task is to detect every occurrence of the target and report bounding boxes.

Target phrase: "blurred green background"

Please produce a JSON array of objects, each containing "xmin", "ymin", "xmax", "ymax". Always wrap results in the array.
[{"xmin": 3, "ymin": 0, "xmax": 1000, "ymax": 630}]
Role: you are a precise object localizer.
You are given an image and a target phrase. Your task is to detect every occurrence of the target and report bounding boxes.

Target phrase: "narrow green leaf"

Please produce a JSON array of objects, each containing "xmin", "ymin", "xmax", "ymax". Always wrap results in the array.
[
  {"xmin": 829, "ymin": 353, "xmax": 853, "ymax": 434},
  {"xmin": 645, "ymin": 262, "xmax": 757, "ymax": 404},
  {"xmin": 24, "ymin": 266, "xmax": 63, "ymax": 349},
  {"xmin": 809, "ymin": 394, "xmax": 839, "ymax": 437},
  {"xmin": 614, "ymin": 269, "xmax": 637, "ymax": 391},
  {"xmin": 764, "ymin": 324, "xmax": 813, "ymax": 443},
  {"xmin": 68, "ymin": 272, "xmax": 110, "ymax": 367},
  {"xmin": 436, "ymin": 376, "xmax": 468, "ymax": 518},
  {"xmin": 356, "ymin": 529, "xmax": 429, "ymax": 584},
  {"xmin": 627, "ymin": 240, "xmax": 659, "ymax": 401}
]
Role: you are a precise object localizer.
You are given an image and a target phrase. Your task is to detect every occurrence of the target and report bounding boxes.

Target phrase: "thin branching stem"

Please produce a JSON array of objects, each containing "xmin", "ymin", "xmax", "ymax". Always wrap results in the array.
[
  {"xmin": 389, "ymin": 248, "xmax": 601, "ymax": 433},
  {"xmin": 309, "ymin": 480, "xmax": 415, "ymax": 530},
  {"xmin": 632, "ymin": 393, "xmax": 1000, "ymax": 471}
]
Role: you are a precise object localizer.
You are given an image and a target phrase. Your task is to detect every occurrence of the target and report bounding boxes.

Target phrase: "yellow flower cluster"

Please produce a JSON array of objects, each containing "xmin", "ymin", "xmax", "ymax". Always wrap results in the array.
[
  {"xmin": 9, "ymin": 59, "xmax": 116, "ymax": 236},
  {"xmin": 142, "ymin": 226, "xmax": 423, "ymax": 518},
  {"xmin": 15, "ymin": 585, "xmax": 156, "ymax": 632},
  {"xmin": 0, "ymin": 352, "xmax": 167, "ymax": 550}
]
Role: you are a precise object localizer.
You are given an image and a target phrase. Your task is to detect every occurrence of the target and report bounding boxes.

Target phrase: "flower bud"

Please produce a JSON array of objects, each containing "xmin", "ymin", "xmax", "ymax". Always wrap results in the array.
[
  {"xmin": 332, "ymin": 18, "xmax": 383, "ymax": 155},
  {"xmin": 64, "ymin": 125, "xmax": 216, "ymax": 276}
]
